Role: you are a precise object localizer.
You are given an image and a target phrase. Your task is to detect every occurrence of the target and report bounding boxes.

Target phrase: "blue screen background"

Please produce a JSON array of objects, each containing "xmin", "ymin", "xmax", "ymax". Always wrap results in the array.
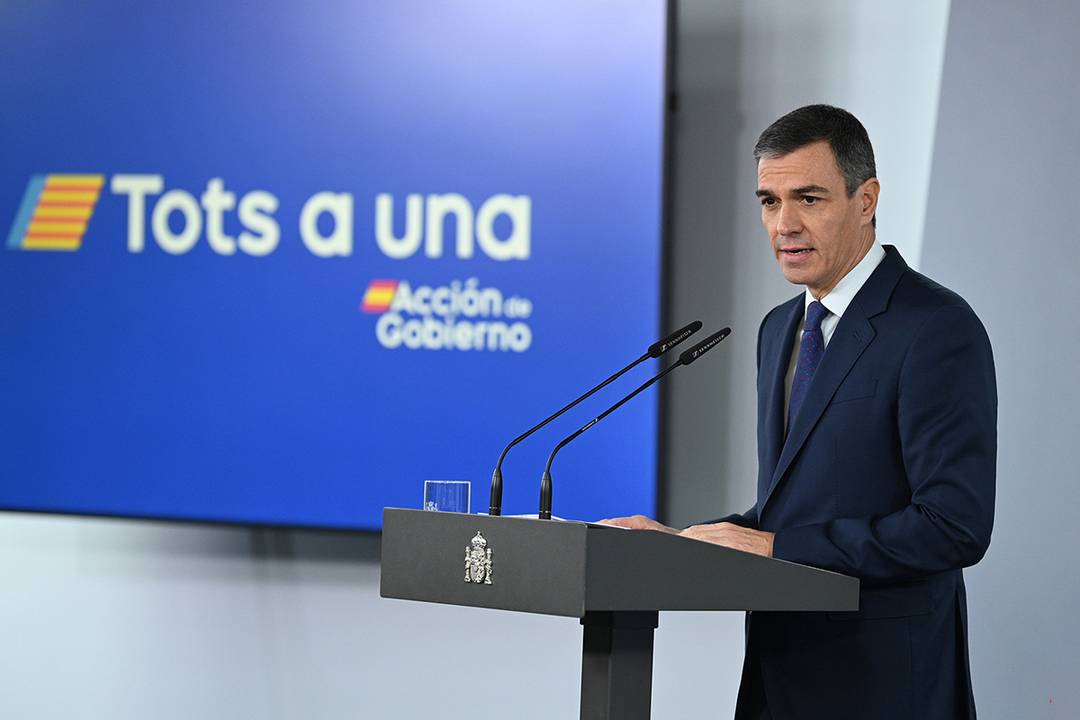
[{"xmin": 0, "ymin": 1, "xmax": 668, "ymax": 530}]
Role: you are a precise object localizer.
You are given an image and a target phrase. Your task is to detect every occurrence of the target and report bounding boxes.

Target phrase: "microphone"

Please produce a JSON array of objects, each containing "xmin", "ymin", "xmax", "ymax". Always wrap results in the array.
[
  {"xmin": 538, "ymin": 327, "xmax": 731, "ymax": 520},
  {"xmin": 488, "ymin": 320, "xmax": 703, "ymax": 516}
]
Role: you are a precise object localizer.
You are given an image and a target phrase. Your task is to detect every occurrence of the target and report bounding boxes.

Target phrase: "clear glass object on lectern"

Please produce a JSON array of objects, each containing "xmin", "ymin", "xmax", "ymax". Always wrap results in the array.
[{"xmin": 423, "ymin": 480, "xmax": 471, "ymax": 513}]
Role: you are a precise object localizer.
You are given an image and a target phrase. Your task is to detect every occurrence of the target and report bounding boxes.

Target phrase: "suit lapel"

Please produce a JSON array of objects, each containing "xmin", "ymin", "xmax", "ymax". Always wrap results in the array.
[
  {"xmin": 759, "ymin": 296, "xmax": 803, "ymax": 502},
  {"xmin": 758, "ymin": 245, "xmax": 909, "ymax": 519}
]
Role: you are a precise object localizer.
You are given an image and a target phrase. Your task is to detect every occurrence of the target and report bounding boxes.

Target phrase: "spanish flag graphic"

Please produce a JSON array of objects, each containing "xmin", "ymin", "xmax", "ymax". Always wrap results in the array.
[
  {"xmin": 361, "ymin": 279, "xmax": 399, "ymax": 313},
  {"xmin": 6, "ymin": 174, "xmax": 105, "ymax": 251}
]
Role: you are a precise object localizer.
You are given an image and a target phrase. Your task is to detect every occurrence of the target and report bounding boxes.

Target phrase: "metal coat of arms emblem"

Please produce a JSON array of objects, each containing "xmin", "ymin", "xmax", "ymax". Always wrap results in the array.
[{"xmin": 464, "ymin": 531, "xmax": 493, "ymax": 585}]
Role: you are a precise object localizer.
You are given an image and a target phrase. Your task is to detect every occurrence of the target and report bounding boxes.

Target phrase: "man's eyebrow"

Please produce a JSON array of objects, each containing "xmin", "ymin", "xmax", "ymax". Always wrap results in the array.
[
  {"xmin": 793, "ymin": 184, "xmax": 830, "ymax": 195},
  {"xmin": 755, "ymin": 184, "xmax": 831, "ymax": 198}
]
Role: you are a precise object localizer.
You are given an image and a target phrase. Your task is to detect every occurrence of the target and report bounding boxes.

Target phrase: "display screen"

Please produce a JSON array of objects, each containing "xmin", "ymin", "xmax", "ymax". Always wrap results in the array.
[{"xmin": 0, "ymin": 1, "xmax": 669, "ymax": 529}]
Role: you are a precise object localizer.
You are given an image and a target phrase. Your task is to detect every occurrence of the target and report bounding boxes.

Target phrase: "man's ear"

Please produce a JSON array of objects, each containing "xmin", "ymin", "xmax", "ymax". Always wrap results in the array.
[{"xmin": 859, "ymin": 177, "xmax": 880, "ymax": 227}]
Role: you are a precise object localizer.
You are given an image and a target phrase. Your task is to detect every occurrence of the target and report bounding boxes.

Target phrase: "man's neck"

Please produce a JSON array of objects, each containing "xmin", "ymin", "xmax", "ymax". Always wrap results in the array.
[{"xmin": 810, "ymin": 232, "xmax": 875, "ymax": 300}]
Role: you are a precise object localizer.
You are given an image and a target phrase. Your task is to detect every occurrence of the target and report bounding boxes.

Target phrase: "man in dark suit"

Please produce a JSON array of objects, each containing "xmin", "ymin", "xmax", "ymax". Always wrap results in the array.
[{"xmin": 601, "ymin": 105, "xmax": 996, "ymax": 719}]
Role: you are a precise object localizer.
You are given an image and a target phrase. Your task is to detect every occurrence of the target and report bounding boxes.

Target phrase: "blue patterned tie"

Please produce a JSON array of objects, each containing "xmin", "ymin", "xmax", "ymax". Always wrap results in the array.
[{"xmin": 788, "ymin": 300, "xmax": 829, "ymax": 429}]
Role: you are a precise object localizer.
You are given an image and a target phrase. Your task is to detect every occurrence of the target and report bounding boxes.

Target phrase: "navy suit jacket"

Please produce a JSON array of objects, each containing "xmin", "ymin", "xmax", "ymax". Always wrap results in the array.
[{"xmin": 718, "ymin": 246, "xmax": 996, "ymax": 719}]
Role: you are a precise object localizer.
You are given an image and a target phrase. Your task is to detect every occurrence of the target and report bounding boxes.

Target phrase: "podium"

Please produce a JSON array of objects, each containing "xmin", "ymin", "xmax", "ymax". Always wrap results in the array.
[{"xmin": 380, "ymin": 508, "xmax": 858, "ymax": 719}]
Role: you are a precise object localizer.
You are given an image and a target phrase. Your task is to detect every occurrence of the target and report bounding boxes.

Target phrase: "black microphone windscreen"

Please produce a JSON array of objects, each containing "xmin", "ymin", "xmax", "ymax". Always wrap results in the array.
[
  {"xmin": 678, "ymin": 327, "xmax": 731, "ymax": 365},
  {"xmin": 647, "ymin": 320, "xmax": 703, "ymax": 358}
]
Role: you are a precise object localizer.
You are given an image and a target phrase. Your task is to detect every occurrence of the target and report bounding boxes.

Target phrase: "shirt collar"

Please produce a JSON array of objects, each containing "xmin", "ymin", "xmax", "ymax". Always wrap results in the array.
[{"xmin": 803, "ymin": 241, "xmax": 886, "ymax": 319}]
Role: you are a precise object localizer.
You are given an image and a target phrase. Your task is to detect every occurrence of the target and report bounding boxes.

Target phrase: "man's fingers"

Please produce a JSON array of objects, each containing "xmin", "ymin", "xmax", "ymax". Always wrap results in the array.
[
  {"xmin": 680, "ymin": 522, "xmax": 730, "ymax": 538},
  {"xmin": 595, "ymin": 515, "xmax": 664, "ymax": 530},
  {"xmin": 677, "ymin": 523, "xmax": 774, "ymax": 557},
  {"xmin": 596, "ymin": 516, "xmax": 636, "ymax": 528}
]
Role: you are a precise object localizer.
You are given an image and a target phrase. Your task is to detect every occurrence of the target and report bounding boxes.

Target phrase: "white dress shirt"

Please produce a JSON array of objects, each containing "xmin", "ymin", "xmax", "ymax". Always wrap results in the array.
[{"xmin": 783, "ymin": 242, "xmax": 886, "ymax": 427}]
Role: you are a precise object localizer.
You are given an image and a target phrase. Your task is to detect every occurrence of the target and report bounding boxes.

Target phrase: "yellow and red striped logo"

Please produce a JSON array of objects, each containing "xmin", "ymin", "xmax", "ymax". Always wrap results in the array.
[
  {"xmin": 6, "ymin": 174, "xmax": 105, "ymax": 252},
  {"xmin": 360, "ymin": 279, "xmax": 398, "ymax": 313}
]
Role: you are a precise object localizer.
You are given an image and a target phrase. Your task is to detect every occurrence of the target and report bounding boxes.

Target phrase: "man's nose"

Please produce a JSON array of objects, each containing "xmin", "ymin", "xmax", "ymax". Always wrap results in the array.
[{"xmin": 776, "ymin": 202, "xmax": 802, "ymax": 237}]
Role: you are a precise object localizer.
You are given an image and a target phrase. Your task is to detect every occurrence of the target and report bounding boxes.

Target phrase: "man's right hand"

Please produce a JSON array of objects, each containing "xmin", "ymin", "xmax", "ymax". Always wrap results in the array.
[{"xmin": 595, "ymin": 514, "xmax": 679, "ymax": 534}]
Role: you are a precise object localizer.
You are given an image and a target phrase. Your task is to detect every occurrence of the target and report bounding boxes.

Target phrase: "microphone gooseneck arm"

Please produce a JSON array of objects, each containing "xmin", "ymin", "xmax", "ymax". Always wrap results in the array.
[
  {"xmin": 537, "ymin": 326, "xmax": 730, "ymax": 521},
  {"xmin": 539, "ymin": 362, "xmax": 681, "ymax": 520},
  {"xmin": 489, "ymin": 352, "xmax": 649, "ymax": 515},
  {"xmin": 488, "ymin": 320, "xmax": 703, "ymax": 516}
]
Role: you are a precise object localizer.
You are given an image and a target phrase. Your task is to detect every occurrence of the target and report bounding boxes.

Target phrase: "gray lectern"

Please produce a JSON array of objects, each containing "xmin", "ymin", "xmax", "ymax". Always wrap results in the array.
[{"xmin": 380, "ymin": 508, "xmax": 858, "ymax": 719}]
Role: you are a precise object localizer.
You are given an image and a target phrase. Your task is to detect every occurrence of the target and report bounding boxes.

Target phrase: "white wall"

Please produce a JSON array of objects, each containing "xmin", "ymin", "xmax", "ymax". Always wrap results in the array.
[
  {"xmin": 0, "ymin": 3, "xmax": 954, "ymax": 718},
  {"xmin": 920, "ymin": 1, "xmax": 1080, "ymax": 715},
  {"xmin": 0, "ymin": 514, "xmax": 585, "ymax": 719}
]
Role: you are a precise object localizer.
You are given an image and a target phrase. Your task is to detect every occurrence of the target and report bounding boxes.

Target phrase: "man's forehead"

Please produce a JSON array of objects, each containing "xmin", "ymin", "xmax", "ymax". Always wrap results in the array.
[{"xmin": 756, "ymin": 141, "xmax": 843, "ymax": 191}]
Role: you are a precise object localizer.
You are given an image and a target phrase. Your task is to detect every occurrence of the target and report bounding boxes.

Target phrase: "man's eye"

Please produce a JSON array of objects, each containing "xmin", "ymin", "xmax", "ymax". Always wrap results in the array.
[
  {"xmin": 760, "ymin": 197, "xmax": 777, "ymax": 207},
  {"xmin": 802, "ymin": 196, "xmax": 819, "ymax": 205}
]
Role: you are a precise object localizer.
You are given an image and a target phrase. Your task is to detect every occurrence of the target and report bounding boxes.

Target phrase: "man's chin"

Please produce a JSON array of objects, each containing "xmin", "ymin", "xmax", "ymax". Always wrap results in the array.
[{"xmin": 779, "ymin": 265, "xmax": 815, "ymax": 287}]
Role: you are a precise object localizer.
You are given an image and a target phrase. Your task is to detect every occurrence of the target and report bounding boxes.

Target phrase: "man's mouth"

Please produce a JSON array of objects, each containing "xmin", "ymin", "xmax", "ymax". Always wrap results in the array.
[{"xmin": 780, "ymin": 247, "xmax": 814, "ymax": 256}]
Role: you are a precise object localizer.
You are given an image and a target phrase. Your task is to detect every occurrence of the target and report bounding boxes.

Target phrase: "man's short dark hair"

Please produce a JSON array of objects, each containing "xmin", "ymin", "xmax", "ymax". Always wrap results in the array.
[{"xmin": 754, "ymin": 104, "xmax": 877, "ymax": 225}]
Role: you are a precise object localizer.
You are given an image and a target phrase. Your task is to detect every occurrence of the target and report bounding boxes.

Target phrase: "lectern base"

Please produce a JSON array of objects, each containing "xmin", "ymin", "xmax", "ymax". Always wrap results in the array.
[{"xmin": 580, "ymin": 611, "xmax": 659, "ymax": 720}]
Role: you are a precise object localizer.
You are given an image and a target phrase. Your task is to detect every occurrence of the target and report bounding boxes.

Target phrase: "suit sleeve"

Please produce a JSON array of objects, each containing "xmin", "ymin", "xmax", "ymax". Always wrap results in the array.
[
  {"xmin": 770, "ymin": 303, "xmax": 997, "ymax": 584},
  {"xmin": 696, "ymin": 506, "xmax": 758, "ymax": 529}
]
